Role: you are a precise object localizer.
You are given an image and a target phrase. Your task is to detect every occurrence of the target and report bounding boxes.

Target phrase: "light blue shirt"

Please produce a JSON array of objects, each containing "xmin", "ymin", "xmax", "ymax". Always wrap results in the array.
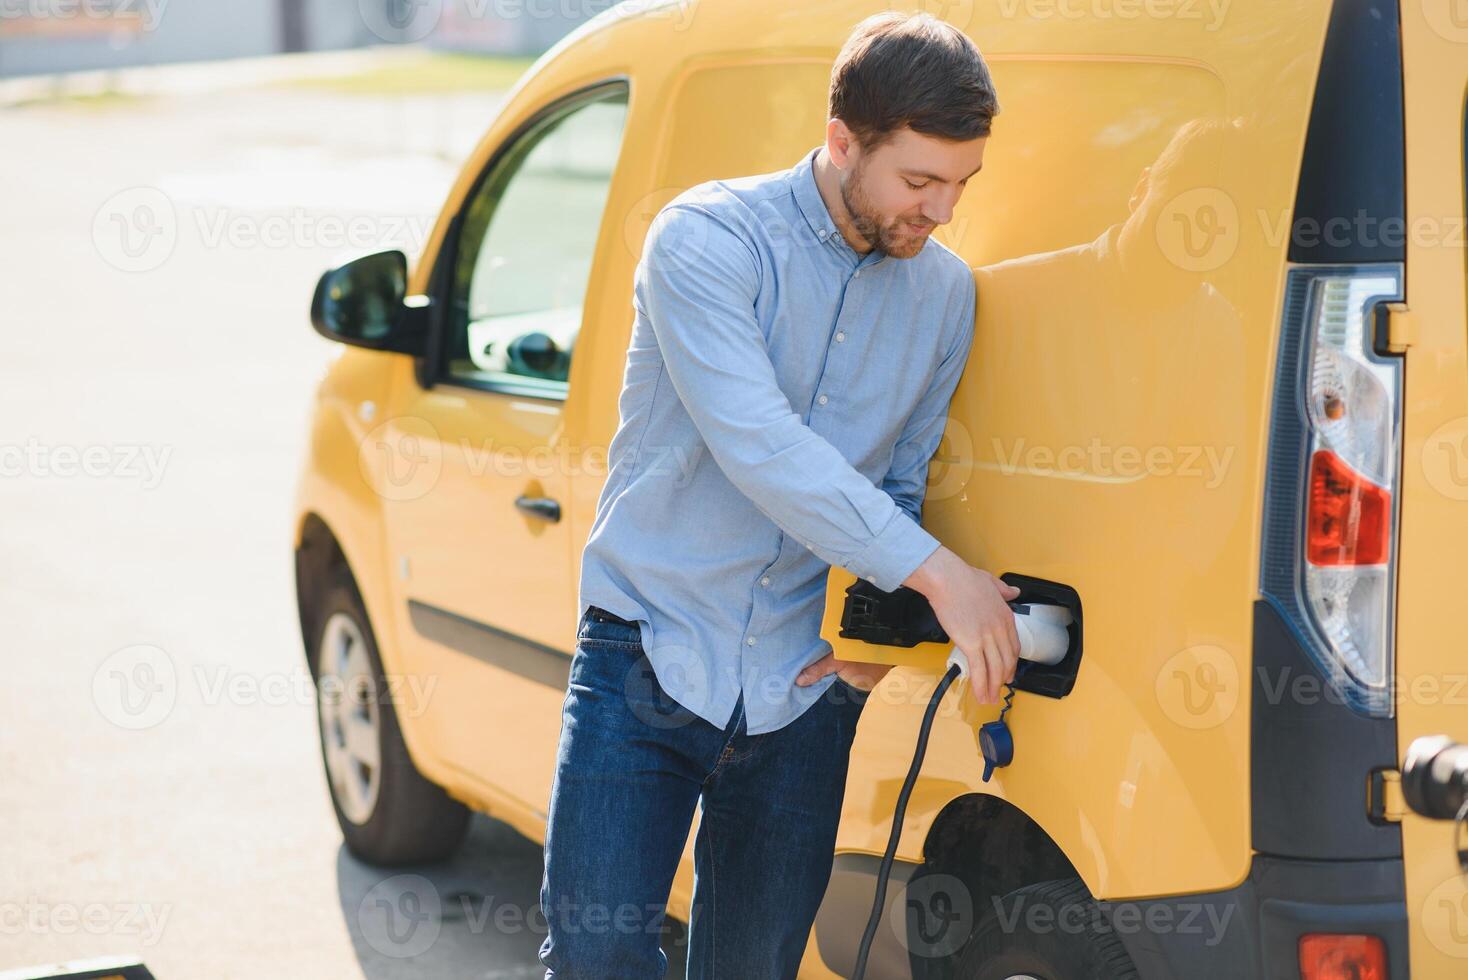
[{"xmin": 577, "ymin": 144, "xmax": 976, "ymax": 735}]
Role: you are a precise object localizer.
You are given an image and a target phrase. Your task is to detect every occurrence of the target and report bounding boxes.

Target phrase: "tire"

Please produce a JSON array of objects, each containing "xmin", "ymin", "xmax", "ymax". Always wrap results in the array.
[
  {"xmin": 311, "ymin": 571, "xmax": 470, "ymax": 865},
  {"xmin": 955, "ymin": 878, "xmax": 1139, "ymax": 980}
]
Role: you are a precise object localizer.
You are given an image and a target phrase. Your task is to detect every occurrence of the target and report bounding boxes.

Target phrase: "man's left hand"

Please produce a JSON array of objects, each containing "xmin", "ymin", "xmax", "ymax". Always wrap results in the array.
[{"xmin": 794, "ymin": 653, "xmax": 893, "ymax": 692}]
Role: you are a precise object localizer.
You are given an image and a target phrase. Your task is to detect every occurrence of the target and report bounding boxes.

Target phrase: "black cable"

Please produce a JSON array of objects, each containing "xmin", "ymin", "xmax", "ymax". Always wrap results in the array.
[{"xmin": 850, "ymin": 661, "xmax": 963, "ymax": 980}]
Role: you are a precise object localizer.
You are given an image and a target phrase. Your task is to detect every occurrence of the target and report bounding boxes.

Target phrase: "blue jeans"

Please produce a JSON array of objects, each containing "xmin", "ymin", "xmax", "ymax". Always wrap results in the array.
[{"xmin": 538, "ymin": 605, "xmax": 870, "ymax": 979}]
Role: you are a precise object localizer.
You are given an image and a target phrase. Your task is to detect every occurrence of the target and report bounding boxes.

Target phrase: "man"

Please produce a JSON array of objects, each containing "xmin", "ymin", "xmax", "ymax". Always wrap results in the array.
[{"xmin": 539, "ymin": 12, "xmax": 1017, "ymax": 979}]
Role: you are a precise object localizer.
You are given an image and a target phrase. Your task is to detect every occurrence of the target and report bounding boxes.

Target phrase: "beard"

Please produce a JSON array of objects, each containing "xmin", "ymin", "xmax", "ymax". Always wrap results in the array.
[{"xmin": 838, "ymin": 156, "xmax": 932, "ymax": 259}]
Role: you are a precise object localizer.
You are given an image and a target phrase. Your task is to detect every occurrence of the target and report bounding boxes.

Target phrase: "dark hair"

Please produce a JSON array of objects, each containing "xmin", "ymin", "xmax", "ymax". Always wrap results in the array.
[{"xmin": 829, "ymin": 11, "xmax": 1000, "ymax": 153}]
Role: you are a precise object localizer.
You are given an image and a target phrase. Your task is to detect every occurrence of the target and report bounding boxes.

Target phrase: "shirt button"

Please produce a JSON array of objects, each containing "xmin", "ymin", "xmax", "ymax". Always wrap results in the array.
[
  {"xmin": 818, "ymin": 229, "xmax": 827, "ymax": 239},
  {"xmin": 760, "ymin": 575, "xmax": 771, "ymax": 587},
  {"xmin": 817, "ymin": 394, "xmax": 828, "ymax": 405},
  {"xmin": 746, "ymin": 636, "xmax": 757, "ymax": 646},
  {"xmin": 835, "ymin": 331, "xmax": 846, "ymax": 343}
]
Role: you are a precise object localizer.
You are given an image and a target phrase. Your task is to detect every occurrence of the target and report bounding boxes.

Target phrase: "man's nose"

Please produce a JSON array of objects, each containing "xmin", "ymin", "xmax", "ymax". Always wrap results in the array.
[{"xmin": 922, "ymin": 188, "xmax": 959, "ymax": 225}]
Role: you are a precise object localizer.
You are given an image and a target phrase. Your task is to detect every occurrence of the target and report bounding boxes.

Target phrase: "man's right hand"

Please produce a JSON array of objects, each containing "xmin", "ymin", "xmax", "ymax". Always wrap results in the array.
[{"xmin": 904, "ymin": 547, "xmax": 1021, "ymax": 704}]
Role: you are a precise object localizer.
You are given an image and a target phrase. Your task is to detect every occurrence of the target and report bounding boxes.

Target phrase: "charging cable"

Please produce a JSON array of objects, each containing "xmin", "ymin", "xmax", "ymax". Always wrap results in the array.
[{"xmin": 849, "ymin": 602, "xmax": 1072, "ymax": 979}]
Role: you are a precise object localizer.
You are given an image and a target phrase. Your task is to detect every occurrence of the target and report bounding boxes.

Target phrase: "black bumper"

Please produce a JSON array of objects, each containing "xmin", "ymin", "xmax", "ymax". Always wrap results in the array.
[{"xmin": 1101, "ymin": 854, "xmax": 1408, "ymax": 979}]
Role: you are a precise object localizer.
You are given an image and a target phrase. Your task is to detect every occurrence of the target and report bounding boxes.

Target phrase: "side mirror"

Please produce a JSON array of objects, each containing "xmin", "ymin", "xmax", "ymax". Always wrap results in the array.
[{"xmin": 309, "ymin": 250, "xmax": 429, "ymax": 356}]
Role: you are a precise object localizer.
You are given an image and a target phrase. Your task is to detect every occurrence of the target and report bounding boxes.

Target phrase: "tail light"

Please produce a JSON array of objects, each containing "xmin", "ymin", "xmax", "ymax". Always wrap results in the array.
[
  {"xmin": 1298, "ymin": 933, "xmax": 1388, "ymax": 980},
  {"xmin": 1261, "ymin": 266, "xmax": 1404, "ymax": 717}
]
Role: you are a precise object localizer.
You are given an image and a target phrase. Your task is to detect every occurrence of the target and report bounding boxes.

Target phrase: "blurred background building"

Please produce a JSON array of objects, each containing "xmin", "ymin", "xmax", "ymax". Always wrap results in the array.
[{"xmin": 0, "ymin": 0, "xmax": 602, "ymax": 77}]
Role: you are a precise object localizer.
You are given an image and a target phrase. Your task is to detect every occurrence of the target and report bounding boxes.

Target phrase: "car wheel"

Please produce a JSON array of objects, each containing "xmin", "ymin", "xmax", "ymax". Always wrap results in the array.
[
  {"xmin": 312, "ymin": 573, "xmax": 470, "ymax": 865},
  {"xmin": 955, "ymin": 877, "xmax": 1139, "ymax": 980}
]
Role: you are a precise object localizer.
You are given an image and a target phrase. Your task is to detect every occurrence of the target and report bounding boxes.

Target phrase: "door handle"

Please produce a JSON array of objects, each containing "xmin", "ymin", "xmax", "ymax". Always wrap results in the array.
[{"xmin": 514, "ymin": 495, "xmax": 561, "ymax": 523}]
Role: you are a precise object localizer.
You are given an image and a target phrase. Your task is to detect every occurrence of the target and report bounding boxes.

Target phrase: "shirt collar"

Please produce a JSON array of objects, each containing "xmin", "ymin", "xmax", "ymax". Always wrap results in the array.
[{"xmin": 789, "ymin": 144, "xmax": 885, "ymax": 266}]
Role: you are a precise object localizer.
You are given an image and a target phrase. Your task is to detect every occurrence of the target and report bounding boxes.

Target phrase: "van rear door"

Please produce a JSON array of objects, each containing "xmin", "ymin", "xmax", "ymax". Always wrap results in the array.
[{"xmin": 1393, "ymin": 4, "xmax": 1468, "ymax": 972}]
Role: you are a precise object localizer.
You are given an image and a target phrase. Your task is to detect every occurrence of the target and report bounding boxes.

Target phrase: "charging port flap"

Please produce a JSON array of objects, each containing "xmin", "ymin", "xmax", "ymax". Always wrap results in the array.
[{"xmin": 820, "ymin": 568, "xmax": 1083, "ymax": 699}]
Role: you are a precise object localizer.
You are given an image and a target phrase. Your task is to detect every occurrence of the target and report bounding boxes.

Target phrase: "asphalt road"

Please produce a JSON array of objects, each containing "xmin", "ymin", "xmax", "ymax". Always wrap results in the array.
[{"xmin": 0, "ymin": 69, "xmax": 688, "ymax": 980}]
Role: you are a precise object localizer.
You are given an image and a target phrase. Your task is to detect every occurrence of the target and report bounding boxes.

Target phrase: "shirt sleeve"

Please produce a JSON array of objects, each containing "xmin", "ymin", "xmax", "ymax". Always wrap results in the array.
[
  {"xmin": 881, "ymin": 272, "xmax": 977, "ymax": 527},
  {"xmin": 635, "ymin": 201, "xmax": 941, "ymax": 593}
]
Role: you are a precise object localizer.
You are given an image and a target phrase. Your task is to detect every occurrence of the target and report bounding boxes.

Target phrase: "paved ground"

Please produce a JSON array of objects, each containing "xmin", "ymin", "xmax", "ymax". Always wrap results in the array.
[{"xmin": 0, "ymin": 56, "xmax": 687, "ymax": 980}]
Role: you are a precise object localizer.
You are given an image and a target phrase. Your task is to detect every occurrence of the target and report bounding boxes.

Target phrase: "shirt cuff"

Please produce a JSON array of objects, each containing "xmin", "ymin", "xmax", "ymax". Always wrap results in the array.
[{"xmin": 846, "ymin": 509, "xmax": 942, "ymax": 593}]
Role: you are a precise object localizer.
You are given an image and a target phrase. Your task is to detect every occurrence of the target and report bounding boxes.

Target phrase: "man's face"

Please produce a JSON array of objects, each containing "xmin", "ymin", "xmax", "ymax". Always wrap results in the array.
[{"xmin": 838, "ymin": 126, "xmax": 987, "ymax": 259}]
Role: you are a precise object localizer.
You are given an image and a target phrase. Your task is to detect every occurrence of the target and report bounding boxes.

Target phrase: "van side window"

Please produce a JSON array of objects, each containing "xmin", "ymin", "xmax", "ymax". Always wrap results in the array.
[{"xmin": 444, "ymin": 85, "xmax": 629, "ymax": 397}]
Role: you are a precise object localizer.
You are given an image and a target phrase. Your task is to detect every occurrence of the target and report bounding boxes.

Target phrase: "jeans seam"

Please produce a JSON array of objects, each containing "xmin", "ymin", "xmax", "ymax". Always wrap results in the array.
[
  {"xmin": 575, "ymin": 637, "xmax": 642, "ymax": 650},
  {"xmin": 702, "ymin": 700, "xmax": 745, "ymax": 784},
  {"xmin": 689, "ymin": 796, "xmax": 719, "ymax": 979}
]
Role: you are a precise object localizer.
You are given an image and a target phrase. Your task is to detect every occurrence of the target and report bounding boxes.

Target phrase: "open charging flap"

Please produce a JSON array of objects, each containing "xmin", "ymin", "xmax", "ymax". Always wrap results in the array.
[{"xmin": 819, "ymin": 566, "xmax": 1083, "ymax": 700}]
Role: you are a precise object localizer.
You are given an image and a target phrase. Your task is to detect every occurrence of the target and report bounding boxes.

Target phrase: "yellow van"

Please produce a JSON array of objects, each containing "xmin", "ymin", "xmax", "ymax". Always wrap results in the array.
[{"xmin": 293, "ymin": 0, "xmax": 1468, "ymax": 975}]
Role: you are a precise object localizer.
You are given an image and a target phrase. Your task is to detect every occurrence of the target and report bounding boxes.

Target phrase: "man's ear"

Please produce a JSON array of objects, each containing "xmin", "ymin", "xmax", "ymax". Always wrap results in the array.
[{"xmin": 826, "ymin": 118, "xmax": 856, "ymax": 170}]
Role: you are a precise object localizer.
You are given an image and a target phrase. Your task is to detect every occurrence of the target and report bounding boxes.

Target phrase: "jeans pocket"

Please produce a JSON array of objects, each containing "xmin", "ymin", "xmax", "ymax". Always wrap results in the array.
[
  {"xmin": 829, "ymin": 673, "xmax": 872, "ymax": 709},
  {"xmin": 576, "ymin": 611, "xmax": 643, "ymax": 650}
]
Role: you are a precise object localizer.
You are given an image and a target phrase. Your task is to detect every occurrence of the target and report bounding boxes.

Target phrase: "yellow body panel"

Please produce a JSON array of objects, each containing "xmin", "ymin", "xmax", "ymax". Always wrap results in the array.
[
  {"xmin": 1392, "ymin": 4, "xmax": 1468, "ymax": 974},
  {"xmin": 291, "ymin": 0, "xmax": 1468, "ymax": 973}
]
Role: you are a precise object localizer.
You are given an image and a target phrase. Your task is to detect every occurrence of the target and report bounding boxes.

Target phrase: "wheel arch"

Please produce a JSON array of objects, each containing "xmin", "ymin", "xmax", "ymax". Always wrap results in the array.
[{"xmin": 908, "ymin": 792, "xmax": 1085, "ymax": 978}]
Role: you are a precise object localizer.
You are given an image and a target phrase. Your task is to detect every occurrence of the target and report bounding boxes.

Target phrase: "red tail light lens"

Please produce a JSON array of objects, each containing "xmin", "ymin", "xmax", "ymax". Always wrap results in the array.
[
  {"xmin": 1306, "ymin": 449, "xmax": 1391, "ymax": 566},
  {"xmin": 1298, "ymin": 933, "xmax": 1387, "ymax": 980}
]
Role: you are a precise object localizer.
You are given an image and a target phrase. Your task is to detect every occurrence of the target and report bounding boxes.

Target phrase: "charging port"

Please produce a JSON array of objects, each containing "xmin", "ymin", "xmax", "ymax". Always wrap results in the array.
[{"xmin": 837, "ymin": 572, "xmax": 1083, "ymax": 699}]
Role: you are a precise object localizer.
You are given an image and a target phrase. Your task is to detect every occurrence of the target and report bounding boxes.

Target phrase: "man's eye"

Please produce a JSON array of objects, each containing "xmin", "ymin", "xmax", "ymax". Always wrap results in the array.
[{"xmin": 904, "ymin": 179, "xmax": 927, "ymax": 190}]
